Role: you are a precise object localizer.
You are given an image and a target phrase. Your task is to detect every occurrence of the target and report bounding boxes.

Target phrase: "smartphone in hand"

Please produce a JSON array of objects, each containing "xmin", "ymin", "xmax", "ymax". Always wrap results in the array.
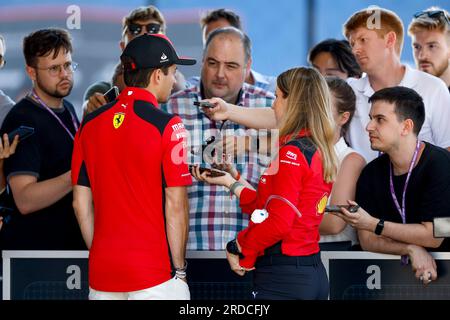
[
  {"xmin": 194, "ymin": 101, "xmax": 214, "ymax": 109},
  {"xmin": 7, "ymin": 126, "xmax": 35, "ymax": 142},
  {"xmin": 325, "ymin": 204, "xmax": 360, "ymax": 213},
  {"xmin": 189, "ymin": 165, "xmax": 226, "ymax": 177},
  {"xmin": 103, "ymin": 86, "xmax": 119, "ymax": 103}
]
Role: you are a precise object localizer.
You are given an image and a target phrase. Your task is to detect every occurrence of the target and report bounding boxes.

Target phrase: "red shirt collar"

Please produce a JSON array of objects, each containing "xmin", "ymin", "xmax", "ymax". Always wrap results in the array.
[
  {"xmin": 280, "ymin": 129, "xmax": 311, "ymax": 145},
  {"xmin": 118, "ymin": 87, "xmax": 159, "ymax": 108}
]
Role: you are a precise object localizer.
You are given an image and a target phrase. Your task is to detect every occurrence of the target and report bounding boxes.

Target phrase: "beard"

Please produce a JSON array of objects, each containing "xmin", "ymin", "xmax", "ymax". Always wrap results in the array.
[
  {"xmin": 433, "ymin": 59, "xmax": 450, "ymax": 78},
  {"xmin": 36, "ymin": 75, "xmax": 73, "ymax": 99},
  {"xmin": 419, "ymin": 58, "xmax": 449, "ymax": 77}
]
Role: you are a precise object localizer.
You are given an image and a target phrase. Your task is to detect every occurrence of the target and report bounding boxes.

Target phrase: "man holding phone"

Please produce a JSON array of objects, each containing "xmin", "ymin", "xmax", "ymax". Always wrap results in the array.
[
  {"xmin": 0, "ymin": 28, "xmax": 85, "ymax": 250},
  {"xmin": 333, "ymin": 87, "xmax": 450, "ymax": 285},
  {"xmin": 72, "ymin": 34, "xmax": 195, "ymax": 299},
  {"xmin": 162, "ymin": 27, "xmax": 274, "ymax": 251}
]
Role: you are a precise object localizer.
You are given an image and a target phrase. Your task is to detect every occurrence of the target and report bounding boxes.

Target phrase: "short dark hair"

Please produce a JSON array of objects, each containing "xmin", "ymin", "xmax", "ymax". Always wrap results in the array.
[
  {"xmin": 122, "ymin": 60, "xmax": 169, "ymax": 88},
  {"xmin": 23, "ymin": 28, "xmax": 72, "ymax": 67},
  {"xmin": 204, "ymin": 27, "xmax": 251, "ymax": 63},
  {"xmin": 200, "ymin": 8, "xmax": 242, "ymax": 30},
  {"xmin": 326, "ymin": 76, "xmax": 356, "ymax": 137},
  {"xmin": 368, "ymin": 86, "xmax": 425, "ymax": 135},
  {"xmin": 309, "ymin": 39, "xmax": 362, "ymax": 78}
]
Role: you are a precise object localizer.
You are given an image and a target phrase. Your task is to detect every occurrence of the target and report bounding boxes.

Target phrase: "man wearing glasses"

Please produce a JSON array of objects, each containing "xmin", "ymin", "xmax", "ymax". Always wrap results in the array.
[
  {"xmin": 0, "ymin": 28, "xmax": 85, "ymax": 250},
  {"xmin": 83, "ymin": 5, "xmax": 187, "ymax": 115},
  {"xmin": 408, "ymin": 7, "xmax": 450, "ymax": 91}
]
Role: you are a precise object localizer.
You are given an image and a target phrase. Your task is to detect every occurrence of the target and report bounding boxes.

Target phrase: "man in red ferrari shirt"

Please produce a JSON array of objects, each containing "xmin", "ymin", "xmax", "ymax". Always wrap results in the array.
[
  {"xmin": 193, "ymin": 67, "xmax": 337, "ymax": 300},
  {"xmin": 72, "ymin": 34, "xmax": 195, "ymax": 300}
]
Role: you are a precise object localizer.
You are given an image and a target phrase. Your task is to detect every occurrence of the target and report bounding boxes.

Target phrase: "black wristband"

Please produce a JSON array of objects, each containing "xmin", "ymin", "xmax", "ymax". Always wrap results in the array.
[
  {"xmin": 374, "ymin": 219, "xmax": 385, "ymax": 235},
  {"xmin": 226, "ymin": 239, "xmax": 244, "ymax": 259}
]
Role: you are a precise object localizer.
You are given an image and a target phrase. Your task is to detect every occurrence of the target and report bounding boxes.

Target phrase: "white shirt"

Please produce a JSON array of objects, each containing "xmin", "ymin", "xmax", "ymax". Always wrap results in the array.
[
  {"xmin": 320, "ymin": 137, "xmax": 359, "ymax": 245},
  {"xmin": 346, "ymin": 64, "xmax": 450, "ymax": 162}
]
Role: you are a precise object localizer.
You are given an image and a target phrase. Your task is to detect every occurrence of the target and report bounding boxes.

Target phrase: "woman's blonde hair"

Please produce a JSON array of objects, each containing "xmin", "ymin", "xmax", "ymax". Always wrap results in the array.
[{"xmin": 277, "ymin": 67, "xmax": 337, "ymax": 183}]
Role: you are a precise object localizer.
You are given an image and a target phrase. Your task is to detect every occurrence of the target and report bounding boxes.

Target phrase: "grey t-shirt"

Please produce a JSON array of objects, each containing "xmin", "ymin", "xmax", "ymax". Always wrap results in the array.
[{"xmin": 0, "ymin": 89, "xmax": 14, "ymax": 127}]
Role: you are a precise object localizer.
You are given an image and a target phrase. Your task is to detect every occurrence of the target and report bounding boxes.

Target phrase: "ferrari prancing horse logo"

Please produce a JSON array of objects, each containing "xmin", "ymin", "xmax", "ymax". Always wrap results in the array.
[{"xmin": 113, "ymin": 112, "xmax": 125, "ymax": 129}]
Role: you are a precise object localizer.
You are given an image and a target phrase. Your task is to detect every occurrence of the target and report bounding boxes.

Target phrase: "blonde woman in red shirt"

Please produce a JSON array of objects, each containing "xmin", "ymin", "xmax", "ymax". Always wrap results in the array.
[{"xmin": 192, "ymin": 67, "xmax": 337, "ymax": 300}]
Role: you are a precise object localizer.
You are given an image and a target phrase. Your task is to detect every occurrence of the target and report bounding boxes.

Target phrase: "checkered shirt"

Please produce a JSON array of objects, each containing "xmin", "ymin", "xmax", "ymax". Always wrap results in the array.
[{"xmin": 162, "ymin": 83, "xmax": 275, "ymax": 250}]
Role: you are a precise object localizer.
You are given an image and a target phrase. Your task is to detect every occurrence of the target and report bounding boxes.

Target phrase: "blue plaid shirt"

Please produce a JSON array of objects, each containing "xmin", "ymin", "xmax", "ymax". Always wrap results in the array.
[{"xmin": 161, "ymin": 83, "xmax": 275, "ymax": 250}]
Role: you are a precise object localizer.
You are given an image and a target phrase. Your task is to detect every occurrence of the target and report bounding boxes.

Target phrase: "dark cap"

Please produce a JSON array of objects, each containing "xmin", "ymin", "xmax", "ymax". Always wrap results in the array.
[{"xmin": 120, "ymin": 34, "xmax": 196, "ymax": 70}]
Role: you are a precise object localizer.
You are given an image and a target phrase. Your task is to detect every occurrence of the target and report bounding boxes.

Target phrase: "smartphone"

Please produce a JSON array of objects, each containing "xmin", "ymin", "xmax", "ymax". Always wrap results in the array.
[
  {"xmin": 103, "ymin": 86, "xmax": 119, "ymax": 103},
  {"xmin": 189, "ymin": 165, "xmax": 226, "ymax": 177},
  {"xmin": 325, "ymin": 204, "xmax": 360, "ymax": 213},
  {"xmin": 433, "ymin": 217, "xmax": 450, "ymax": 238},
  {"xmin": 194, "ymin": 101, "xmax": 214, "ymax": 109},
  {"xmin": 7, "ymin": 126, "xmax": 35, "ymax": 142}
]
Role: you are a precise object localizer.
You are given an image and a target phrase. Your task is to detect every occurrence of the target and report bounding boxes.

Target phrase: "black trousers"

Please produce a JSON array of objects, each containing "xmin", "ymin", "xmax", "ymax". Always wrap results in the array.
[{"xmin": 251, "ymin": 252, "xmax": 329, "ymax": 300}]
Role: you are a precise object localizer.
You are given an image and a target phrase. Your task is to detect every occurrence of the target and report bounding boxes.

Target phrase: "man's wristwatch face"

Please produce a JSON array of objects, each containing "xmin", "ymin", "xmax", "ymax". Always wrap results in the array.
[{"xmin": 375, "ymin": 219, "xmax": 385, "ymax": 235}]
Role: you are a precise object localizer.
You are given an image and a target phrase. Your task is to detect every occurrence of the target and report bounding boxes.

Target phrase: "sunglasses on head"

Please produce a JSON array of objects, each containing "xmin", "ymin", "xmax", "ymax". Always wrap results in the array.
[
  {"xmin": 414, "ymin": 10, "xmax": 450, "ymax": 24},
  {"xmin": 128, "ymin": 23, "xmax": 161, "ymax": 36}
]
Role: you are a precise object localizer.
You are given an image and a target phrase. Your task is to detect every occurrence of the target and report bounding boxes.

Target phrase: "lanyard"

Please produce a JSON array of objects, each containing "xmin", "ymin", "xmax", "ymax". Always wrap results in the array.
[
  {"xmin": 31, "ymin": 89, "xmax": 79, "ymax": 140},
  {"xmin": 389, "ymin": 139, "xmax": 421, "ymax": 265}
]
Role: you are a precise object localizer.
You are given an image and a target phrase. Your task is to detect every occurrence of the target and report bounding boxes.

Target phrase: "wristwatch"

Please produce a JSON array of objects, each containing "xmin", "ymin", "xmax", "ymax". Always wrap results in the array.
[
  {"xmin": 374, "ymin": 219, "xmax": 385, "ymax": 235},
  {"xmin": 226, "ymin": 239, "xmax": 244, "ymax": 259}
]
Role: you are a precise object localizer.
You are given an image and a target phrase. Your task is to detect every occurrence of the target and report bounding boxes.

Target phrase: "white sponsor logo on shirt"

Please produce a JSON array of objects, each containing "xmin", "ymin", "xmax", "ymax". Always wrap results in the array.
[
  {"xmin": 172, "ymin": 123, "xmax": 185, "ymax": 131},
  {"xmin": 280, "ymin": 160, "xmax": 300, "ymax": 166},
  {"xmin": 286, "ymin": 151, "xmax": 297, "ymax": 160}
]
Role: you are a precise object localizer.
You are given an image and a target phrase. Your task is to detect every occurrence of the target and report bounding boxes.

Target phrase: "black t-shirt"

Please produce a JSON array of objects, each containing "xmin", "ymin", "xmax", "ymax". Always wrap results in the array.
[
  {"xmin": 0, "ymin": 96, "xmax": 86, "ymax": 250},
  {"xmin": 356, "ymin": 142, "xmax": 450, "ymax": 251}
]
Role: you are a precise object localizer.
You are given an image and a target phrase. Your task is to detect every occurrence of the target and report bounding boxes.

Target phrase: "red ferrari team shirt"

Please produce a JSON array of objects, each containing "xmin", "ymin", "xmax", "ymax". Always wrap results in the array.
[
  {"xmin": 237, "ymin": 132, "xmax": 332, "ymax": 268},
  {"xmin": 72, "ymin": 87, "xmax": 191, "ymax": 292}
]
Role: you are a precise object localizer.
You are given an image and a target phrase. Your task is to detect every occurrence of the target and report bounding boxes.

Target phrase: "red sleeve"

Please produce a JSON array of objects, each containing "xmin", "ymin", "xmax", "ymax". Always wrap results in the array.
[
  {"xmin": 237, "ymin": 145, "xmax": 307, "ymax": 268},
  {"xmin": 238, "ymin": 187, "xmax": 258, "ymax": 214},
  {"xmin": 162, "ymin": 116, "xmax": 192, "ymax": 187}
]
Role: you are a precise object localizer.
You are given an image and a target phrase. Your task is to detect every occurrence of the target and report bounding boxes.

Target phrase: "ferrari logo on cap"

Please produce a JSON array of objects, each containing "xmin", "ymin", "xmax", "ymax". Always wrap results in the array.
[
  {"xmin": 113, "ymin": 112, "xmax": 125, "ymax": 129},
  {"xmin": 316, "ymin": 193, "xmax": 328, "ymax": 215}
]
